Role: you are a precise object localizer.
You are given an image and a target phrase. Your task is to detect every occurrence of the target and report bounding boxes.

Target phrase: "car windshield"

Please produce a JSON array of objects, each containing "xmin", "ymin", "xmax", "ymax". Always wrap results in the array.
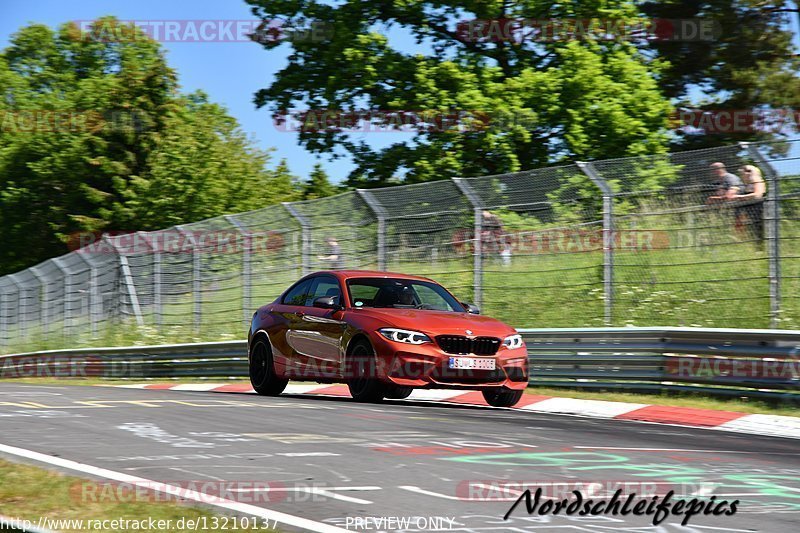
[{"xmin": 347, "ymin": 278, "xmax": 463, "ymax": 312}]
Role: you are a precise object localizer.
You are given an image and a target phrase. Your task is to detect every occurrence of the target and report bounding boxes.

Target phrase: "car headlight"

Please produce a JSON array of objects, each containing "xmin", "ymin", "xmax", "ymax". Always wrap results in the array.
[
  {"xmin": 378, "ymin": 328, "xmax": 432, "ymax": 345},
  {"xmin": 503, "ymin": 334, "xmax": 524, "ymax": 350}
]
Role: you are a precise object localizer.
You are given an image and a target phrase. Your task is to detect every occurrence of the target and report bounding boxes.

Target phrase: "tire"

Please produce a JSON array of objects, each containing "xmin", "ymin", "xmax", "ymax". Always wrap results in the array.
[
  {"xmin": 249, "ymin": 338, "xmax": 288, "ymax": 396},
  {"xmin": 385, "ymin": 386, "xmax": 413, "ymax": 400},
  {"xmin": 482, "ymin": 388, "xmax": 524, "ymax": 408},
  {"xmin": 346, "ymin": 339, "xmax": 386, "ymax": 402}
]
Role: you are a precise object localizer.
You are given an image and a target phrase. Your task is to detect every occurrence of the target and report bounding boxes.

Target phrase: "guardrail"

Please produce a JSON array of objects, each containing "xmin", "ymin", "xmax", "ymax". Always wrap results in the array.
[
  {"xmin": 522, "ymin": 327, "xmax": 800, "ymax": 401},
  {"xmin": 1, "ymin": 327, "xmax": 799, "ymax": 401}
]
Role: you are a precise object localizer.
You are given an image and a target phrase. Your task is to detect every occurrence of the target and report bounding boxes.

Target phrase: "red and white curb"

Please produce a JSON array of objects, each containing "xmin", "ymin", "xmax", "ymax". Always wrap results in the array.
[{"xmin": 116, "ymin": 383, "xmax": 800, "ymax": 440}]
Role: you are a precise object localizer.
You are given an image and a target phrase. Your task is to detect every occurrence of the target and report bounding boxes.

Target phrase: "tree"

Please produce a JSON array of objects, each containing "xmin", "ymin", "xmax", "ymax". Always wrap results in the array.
[
  {"xmin": 302, "ymin": 163, "xmax": 337, "ymax": 199},
  {"xmin": 641, "ymin": 0, "xmax": 800, "ymax": 148},
  {"xmin": 246, "ymin": 0, "xmax": 673, "ymax": 187},
  {"xmin": 127, "ymin": 96, "xmax": 302, "ymax": 228},
  {"xmin": 0, "ymin": 18, "xmax": 298, "ymax": 275}
]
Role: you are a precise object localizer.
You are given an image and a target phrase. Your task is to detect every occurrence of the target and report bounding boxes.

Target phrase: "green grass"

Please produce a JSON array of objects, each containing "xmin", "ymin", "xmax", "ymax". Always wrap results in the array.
[{"xmin": 0, "ymin": 459, "xmax": 279, "ymax": 532}]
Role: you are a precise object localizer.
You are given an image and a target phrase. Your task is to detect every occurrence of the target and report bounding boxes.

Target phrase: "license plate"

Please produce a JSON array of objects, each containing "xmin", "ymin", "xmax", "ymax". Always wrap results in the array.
[{"xmin": 448, "ymin": 357, "xmax": 496, "ymax": 370}]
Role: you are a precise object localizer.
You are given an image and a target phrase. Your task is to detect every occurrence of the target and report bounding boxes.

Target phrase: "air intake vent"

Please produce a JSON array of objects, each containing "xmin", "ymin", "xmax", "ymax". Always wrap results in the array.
[{"xmin": 435, "ymin": 336, "xmax": 500, "ymax": 355}]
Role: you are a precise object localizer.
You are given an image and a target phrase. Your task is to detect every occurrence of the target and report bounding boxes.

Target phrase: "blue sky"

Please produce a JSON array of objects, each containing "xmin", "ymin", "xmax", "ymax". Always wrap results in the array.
[
  {"xmin": 1, "ymin": 0, "xmax": 380, "ymax": 183},
  {"xmin": 3, "ymin": 1, "xmax": 799, "ymax": 183}
]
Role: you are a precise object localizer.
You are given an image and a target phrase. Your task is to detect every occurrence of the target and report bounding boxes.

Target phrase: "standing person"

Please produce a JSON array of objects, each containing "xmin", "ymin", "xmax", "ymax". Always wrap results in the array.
[
  {"xmin": 735, "ymin": 165, "xmax": 766, "ymax": 242},
  {"xmin": 481, "ymin": 210, "xmax": 504, "ymax": 257},
  {"xmin": 706, "ymin": 162, "xmax": 743, "ymax": 204},
  {"xmin": 318, "ymin": 236, "xmax": 344, "ymax": 270}
]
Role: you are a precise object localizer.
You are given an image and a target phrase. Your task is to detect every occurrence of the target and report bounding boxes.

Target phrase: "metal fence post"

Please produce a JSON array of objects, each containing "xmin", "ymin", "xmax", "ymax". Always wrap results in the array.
[
  {"xmin": 74, "ymin": 252, "xmax": 100, "ymax": 338},
  {"xmin": 0, "ymin": 286, "xmax": 8, "ymax": 349},
  {"xmin": 7, "ymin": 274, "xmax": 26, "ymax": 340},
  {"xmin": 102, "ymin": 235, "xmax": 145, "ymax": 327},
  {"xmin": 742, "ymin": 142, "xmax": 781, "ymax": 327},
  {"xmin": 153, "ymin": 249, "xmax": 162, "ymax": 331},
  {"xmin": 51, "ymin": 257, "xmax": 71, "ymax": 341},
  {"xmin": 224, "ymin": 215, "xmax": 251, "ymax": 325},
  {"xmin": 356, "ymin": 190, "xmax": 387, "ymax": 270},
  {"xmin": 283, "ymin": 202, "xmax": 311, "ymax": 276},
  {"xmin": 176, "ymin": 226, "xmax": 201, "ymax": 332},
  {"xmin": 452, "ymin": 178, "xmax": 484, "ymax": 308},
  {"xmin": 29, "ymin": 266, "xmax": 49, "ymax": 337},
  {"xmin": 576, "ymin": 161, "xmax": 614, "ymax": 325}
]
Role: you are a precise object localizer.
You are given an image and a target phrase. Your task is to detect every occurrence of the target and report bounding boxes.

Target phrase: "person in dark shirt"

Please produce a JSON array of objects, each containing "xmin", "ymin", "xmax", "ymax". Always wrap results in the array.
[
  {"xmin": 319, "ymin": 236, "xmax": 344, "ymax": 270},
  {"xmin": 706, "ymin": 162, "xmax": 743, "ymax": 203},
  {"xmin": 481, "ymin": 210, "xmax": 505, "ymax": 256}
]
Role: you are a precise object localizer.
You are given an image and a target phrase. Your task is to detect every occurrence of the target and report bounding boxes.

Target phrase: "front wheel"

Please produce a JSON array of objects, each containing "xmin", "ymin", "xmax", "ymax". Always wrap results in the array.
[
  {"xmin": 482, "ymin": 388, "xmax": 523, "ymax": 408},
  {"xmin": 346, "ymin": 340, "xmax": 386, "ymax": 402},
  {"xmin": 385, "ymin": 386, "xmax": 413, "ymax": 400},
  {"xmin": 249, "ymin": 338, "xmax": 288, "ymax": 396}
]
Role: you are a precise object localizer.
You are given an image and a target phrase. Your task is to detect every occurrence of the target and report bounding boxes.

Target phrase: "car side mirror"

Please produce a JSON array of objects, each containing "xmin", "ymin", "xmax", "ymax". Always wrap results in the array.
[
  {"xmin": 462, "ymin": 302, "xmax": 480, "ymax": 314},
  {"xmin": 313, "ymin": 296, "xmax": 342, "ymax": 310}
]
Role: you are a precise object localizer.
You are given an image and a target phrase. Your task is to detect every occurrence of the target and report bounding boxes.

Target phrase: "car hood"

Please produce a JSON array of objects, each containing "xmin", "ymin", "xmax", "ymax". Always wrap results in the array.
[{"xmin": 351, "ymin": 308, "xmax": 516, "ymax": 337}]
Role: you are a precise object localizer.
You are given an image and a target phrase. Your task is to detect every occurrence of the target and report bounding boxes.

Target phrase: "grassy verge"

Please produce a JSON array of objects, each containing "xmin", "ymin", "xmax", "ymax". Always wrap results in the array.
[
  {"xmin": 0, "ymin": 459, "xmax": 279, "ymax": 532},
  {"xmin": 525, "ymin": 386, "xmax": 800, "ymax": 417},
  {"xmin": 1, "ymin": 376, "xmax": 798, "ymax": 418},
  {"xmin": 0, "ymin": 376, "xmax": 233, "ymax": 386}
]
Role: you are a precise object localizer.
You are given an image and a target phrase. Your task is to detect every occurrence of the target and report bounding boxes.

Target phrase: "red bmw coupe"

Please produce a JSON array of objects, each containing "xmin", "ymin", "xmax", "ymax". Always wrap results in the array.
[{"xmin": 247, "ymin": 270, "xmax": 528, "ymax": 407}]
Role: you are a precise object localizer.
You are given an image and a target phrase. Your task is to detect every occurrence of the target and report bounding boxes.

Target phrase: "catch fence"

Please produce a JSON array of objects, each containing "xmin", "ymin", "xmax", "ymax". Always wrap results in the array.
[{"xmin": 1, "ymin": 139, "xmax": 799, "ymax": 350}]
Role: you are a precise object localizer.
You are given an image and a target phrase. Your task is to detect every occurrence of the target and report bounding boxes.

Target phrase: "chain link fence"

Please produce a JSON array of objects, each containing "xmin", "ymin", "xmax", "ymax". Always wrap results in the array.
[{"xmin": 1, "ymin": 139, "xmax": 799, "ymax": 351}]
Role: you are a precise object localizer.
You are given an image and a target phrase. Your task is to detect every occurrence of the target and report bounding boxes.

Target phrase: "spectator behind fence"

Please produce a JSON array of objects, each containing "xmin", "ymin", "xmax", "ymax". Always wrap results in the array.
[
  {"xmin": 735, "ymin": 164, "xmax": 766, "ymax": 242},
  {"xmin": 706, "ymin": 162, "xmax": 743, "ymax": 204},
  {"xmin": 481, "ymin": 210, "xmax": 507, "ymax": 260},
  {"xmin": 318, "ymin": 236, "xmax": 344, "ymax": 270}
]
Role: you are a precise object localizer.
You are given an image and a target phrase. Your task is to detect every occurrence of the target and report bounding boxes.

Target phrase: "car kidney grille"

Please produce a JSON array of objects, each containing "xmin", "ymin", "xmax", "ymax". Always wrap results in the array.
[{"xmin": 435, "ymin": 335, "xmax": 501, "ymax": 355}]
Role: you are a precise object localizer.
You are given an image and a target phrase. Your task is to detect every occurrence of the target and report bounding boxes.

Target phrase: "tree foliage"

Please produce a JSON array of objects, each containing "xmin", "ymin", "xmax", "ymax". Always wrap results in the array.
[
  {"xmin": 642, "ymin": 0, "xmax": 800, "ymax": 149},
  {"xmin": 302, "ymin": 163, "xmax": 337, "ymax": 199},
  {"xmin": 246, "ymin": 0, "xmax": 673, "ymax": 187},
  {"xmin": 0, "ymin": 18, "xmax": 299, "ymax": 275}
]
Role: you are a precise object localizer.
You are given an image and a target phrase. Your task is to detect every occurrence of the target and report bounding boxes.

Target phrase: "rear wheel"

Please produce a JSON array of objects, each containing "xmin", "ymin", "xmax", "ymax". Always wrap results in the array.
[
  {"xmin": 249, "ymin": 338, "xmax": 288, "ymax": 396},
  {"xmin": 346, "ymin": 340, "xmax": 386, "ymax": 402},
  {"xmin": 482, "ymin": 388, "xmax": 523, "ymax": 408}
]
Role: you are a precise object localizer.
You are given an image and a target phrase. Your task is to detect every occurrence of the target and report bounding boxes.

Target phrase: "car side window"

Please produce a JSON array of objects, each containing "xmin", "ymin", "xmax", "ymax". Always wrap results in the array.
[
  {"xmin": 307, "ymin": 276, "xmax": 342, "ymax": 306},
  {"xmin": 282, "ymin": 279, "xmax": 313, "ymax": 306}
]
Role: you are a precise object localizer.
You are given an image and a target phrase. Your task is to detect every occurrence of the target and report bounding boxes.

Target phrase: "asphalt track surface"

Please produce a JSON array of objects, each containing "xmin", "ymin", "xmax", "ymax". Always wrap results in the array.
[{"xmin": 1, "ymin": 382, "xmax": 799, "ymax": 532}]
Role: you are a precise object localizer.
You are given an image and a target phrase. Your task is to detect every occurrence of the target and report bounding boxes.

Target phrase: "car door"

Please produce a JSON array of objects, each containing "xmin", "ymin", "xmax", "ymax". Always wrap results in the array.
[
  {"xmin": 286, "ymin": 275, "xmax": 347, "ymax": 378},
  {"xmin": 269, "ymin": 277, "xmax": 314, "ymax": 375}
]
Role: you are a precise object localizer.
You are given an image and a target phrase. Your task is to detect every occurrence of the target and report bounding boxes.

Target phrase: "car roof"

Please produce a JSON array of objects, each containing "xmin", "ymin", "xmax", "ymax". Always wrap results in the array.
[{"xmin": 311, "ymin": 270, "xmax": 436, "ymax": 283}]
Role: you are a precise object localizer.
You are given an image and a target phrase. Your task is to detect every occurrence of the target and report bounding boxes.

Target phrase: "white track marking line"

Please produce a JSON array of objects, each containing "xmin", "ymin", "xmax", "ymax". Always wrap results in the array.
[
  {"xmin": 523, "ymin": 397, "xmax": 648, "ymax": 417},
  {"xmin": 573, "ymin": 446, "xmax": 759, "ymax": 453},
  {"xmin": 408, "ymin": 390, "xmax": 469, "ymax": 401},
  {"xmin": 171, "ymin": 384, "xmax": 226, "ymax": 391},
  {"xmin": 109, "ymin": 383, "xmax": 800, "ymax": 440},
  {"xmin": 398, "ymin": 485, "xmax": 462, "ymax": 500},
  {"xmin": 230, "ymin": 486, "xmax": 380, "ymax": 505},
  {"xmin": 283, "ymin": 384, "xmax": 330, "ymax": 394},
  {"xmin": 714, "ymin": 414, "xmax": 800, "ymax": 439},
  {"xmin": 0, "ymin": 442, "xmax": 351, "ymax": 533}
]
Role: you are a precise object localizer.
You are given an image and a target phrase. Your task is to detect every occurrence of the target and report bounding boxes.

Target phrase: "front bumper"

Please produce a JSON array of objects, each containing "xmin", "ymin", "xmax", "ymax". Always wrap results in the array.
[{"xmin": 369, "ymin": 333, "xmax": 529, "ymax": 390}]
